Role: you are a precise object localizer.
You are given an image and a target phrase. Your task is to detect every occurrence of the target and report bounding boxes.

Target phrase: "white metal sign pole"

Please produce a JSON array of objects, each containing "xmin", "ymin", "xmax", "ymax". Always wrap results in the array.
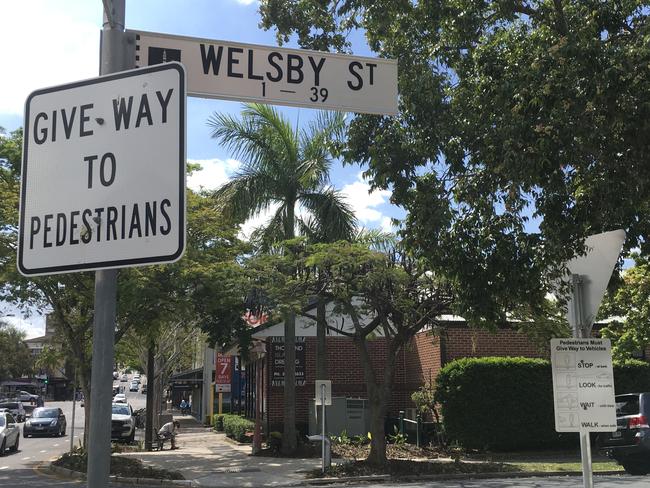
[
  {"xmin": 321, "ymin": 382, "xmax": 326, "ymax": 474},
  {"xmin": 571, "ymin": 274, "xmax": 593, "ymax": 488},
  {"xmin": 86, "ymin": 1, "xmax": 125, "ymax": 486}
]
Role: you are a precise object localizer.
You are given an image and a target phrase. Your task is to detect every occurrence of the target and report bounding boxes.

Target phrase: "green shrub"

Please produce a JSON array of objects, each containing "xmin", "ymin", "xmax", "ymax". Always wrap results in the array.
[
  {"xmin": 613, "ymin": 359, "xmax": 650, "ymax": 393},
  {"xmin": 435, "ymin": 356, "xmax": 650, "ymax": 451},
  {"xmin": 222, "ymin": 414, "xmax": 254, "ymax": 442},
  {"xmin": 213, "ymin": 414, "xmax": 224, "ymax": 431},
  {"xmin": 434, "ymin": 357, "xmax": 571, "ymax": 451},
  {"xmin": 267, "ymin": 431, "xmax": 282, "ymax": 452}
]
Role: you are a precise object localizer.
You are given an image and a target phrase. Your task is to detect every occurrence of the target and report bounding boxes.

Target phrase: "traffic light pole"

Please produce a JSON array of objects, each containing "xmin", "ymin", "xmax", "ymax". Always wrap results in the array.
[{"xmin": 86, "ymin": 1, "xmax": 128, "ymax": 486}]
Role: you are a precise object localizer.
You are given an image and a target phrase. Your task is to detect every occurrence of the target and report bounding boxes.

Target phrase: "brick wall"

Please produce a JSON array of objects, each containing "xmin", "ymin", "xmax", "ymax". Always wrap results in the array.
[
  {"xmin": 443, "ymin": 327, "xmax": 548, "ymax": 362},
  {"xmin": 266, "ymin": 336, "xmax": 422, "ymax": 431}
]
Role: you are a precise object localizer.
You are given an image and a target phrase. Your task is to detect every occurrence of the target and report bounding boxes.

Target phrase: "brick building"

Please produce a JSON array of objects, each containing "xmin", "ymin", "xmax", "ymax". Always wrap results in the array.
[{"xmin": 243, "ymin": 306, "xmax": 586, "ymax": 436}]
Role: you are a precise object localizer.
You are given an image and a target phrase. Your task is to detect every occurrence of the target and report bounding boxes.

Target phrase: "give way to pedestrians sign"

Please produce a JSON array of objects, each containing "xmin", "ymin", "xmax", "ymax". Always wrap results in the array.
[{"xmin": 18, "ymin": 62, "xmax": 186, "ymax": 276}]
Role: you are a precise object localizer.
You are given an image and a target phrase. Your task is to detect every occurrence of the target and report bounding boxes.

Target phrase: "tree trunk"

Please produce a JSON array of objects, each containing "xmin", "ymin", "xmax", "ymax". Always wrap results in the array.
[
  {"xmin": 353, "ymin": 335, "xmax": 399, "ymax": 466},
  {"xmin": 281, "ymin": 311, "xmax": 297, "ymax": 454},
  {"xmin": 366, "ymin": 383, "xmax": 389, "ymax": 466},
  {"xmin": 316, "ymin": 297, "xmax": 327, "ymax": 380},
  {"xmin": 144, "ymin": 341, "xmax": 155, "ymax": 450},
  {"xmin": 78, "ymin": 363, "xmax": 92, "ymax": 449}
]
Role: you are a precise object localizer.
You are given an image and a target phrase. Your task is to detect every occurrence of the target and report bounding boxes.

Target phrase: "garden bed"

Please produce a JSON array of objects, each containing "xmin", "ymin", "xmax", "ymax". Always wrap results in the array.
[{"xmin": 53, "ymin": 449, "xmax": 184, "ymax": 480}]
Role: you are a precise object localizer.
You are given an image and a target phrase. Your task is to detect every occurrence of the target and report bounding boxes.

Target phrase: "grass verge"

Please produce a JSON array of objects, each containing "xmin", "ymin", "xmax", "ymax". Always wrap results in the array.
[{"xmin": 308, "ymin": 459, "xmax": 520, "ymax": 478}]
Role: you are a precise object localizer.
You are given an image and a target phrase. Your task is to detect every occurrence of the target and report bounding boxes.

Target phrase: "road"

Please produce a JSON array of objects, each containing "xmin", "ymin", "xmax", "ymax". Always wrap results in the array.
[
  {"xmin": 357, "ymin": 477, "xmax": 648, "ymax": 487},
  {"xmin": 0, "ymin": 373, "xmax": 146, "ymax": 487}
]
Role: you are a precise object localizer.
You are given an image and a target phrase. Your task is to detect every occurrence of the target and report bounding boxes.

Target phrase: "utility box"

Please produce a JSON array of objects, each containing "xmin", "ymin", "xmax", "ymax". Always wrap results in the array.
[{"xmin": 308, "ymin": 397, "xmax": 370, "ymax": 436}]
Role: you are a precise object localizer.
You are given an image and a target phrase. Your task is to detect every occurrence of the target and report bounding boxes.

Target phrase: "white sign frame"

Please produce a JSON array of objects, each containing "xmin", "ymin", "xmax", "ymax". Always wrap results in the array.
[
  {"xmin": 19, "ymin": 63, "xmax": 186, "ymax": 276},
  {"xmin": 315, "ymin": 380, "xmax": 332, "ymax": 406},
  {"xmin": 551, "ymin": 338, "xmax": 616, "ymax": 432},
  {"xmin": 129, "ymin": 30, "xmax": 398, "ymax": 115}
]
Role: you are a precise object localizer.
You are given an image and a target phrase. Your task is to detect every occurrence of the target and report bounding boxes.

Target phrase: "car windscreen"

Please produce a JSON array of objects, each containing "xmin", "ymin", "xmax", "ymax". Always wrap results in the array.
[
  {"xmin": 0, "ymin": 403, "xmax": 18, "ymax": 409},
  {"xmin": 33, "ymin": 408, "xmax": 59, "ymax": 418},
  {"xmin": 0, "ymin": 417, "xmax": 4, "ymax": 426},
  {"xmin": 615, "ymin": 395, "xmax": 640, "ymax": 416},
  {"xmin": 112, "ymin": 405, "xmax": 130, "ymax": 415}
]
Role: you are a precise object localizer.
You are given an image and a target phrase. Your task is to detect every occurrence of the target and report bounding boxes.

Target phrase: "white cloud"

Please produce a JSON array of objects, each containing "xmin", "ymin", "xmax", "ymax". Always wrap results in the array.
[
  {"xmin": 0, "ymin": 2, "xmax": 99, "ymax": 116},
  {"xmin": 341, "ymin": 173, "xmax": 392, "ymax": 224},
  {"xmin": 187, "ymin": 158, "xmax": 241, "ymax": 191},
  {"xmin": 380, "ymin": 216, "xmax": 395, "ymax": 233},
  {"xmin": 235, "ymin": 0, "xmax": 258, "ymax": 4},
  {"xmin": 1, "ymin": 316, "xmax": 45, "ymax": 340}
]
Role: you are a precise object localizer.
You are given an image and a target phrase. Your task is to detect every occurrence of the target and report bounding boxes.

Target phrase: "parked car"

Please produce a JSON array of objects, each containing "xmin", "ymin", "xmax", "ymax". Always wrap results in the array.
[
  {"xmin": 0, "ymin": 410, "xmax": 20, "ymax": 456},
  {"xmin": 23, "ymin": 407, "xmax": 66, "ymax": 438},
  {"xmin": 0, "ymin": 401, "xmax": 26, "ymax": 422},
  {"xmin": 129, "ymin": 381, "xmax": 139, "ymax": 392},
  {"xmin": 113, "ymin": 371, "xmax": 119, "ymax": 380},
  {"xmin": 16, "ymin": 391, "xmax": 39, "ymax": 403},
  {"xmin": 120, "ymin": 374, "xmax": 128, "ymax": 382},
  {"xmin": 113, "ymin": 393, "xmax": 127, "ymax": 403},
  {"xmin": 141, "ymin": 384, "xmax": 147, "ymax": 394},
  {"xmin": 111, "ymin": 403, "xmax": 135, "ymax": 443},
  {"xmin": 598, "ymin": 392, "xmax": 650, "ymax": 475}
]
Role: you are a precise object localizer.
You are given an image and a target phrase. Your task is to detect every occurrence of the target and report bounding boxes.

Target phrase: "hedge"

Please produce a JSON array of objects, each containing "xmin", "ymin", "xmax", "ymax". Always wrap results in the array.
[
  {"xmin": 221, "ymin": 414, "xmax": 254, "ymax": 442},
  {"xmin": 434, "ymin": 356, "xmax": 650, "ymax": 451}
]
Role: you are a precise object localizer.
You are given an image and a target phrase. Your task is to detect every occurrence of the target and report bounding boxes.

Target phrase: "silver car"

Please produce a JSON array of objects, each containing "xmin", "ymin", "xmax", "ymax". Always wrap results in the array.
[
  {"xmin": 0, "ymin": 410, "xmax": 20, "ymax": 456},
  {"xmin": 0, "ymin": 401, "xmax": 26, "ymax": 422}
]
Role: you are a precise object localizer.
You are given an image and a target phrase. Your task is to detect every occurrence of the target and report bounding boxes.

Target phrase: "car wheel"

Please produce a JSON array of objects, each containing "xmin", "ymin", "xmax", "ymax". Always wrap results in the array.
[
  {"xmin": 10, "ymin": 435, "xmax": 19, "ymax": 452},
  {"xmin": 23, "ymin": 430, "xmax": 28, "ymax": 438},
  {"xmin": 0, "ymin": 439, "xmax": 5, "ymax": 457},
  {"xmin": 622, "ymin": 461, "xmax": 650, "ymax": 476}
]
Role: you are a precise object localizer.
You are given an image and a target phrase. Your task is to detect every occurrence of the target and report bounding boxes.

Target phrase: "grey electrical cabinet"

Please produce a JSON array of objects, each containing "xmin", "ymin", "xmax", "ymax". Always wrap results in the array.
[{"xmin": 309, "ymin": 397, "xmax": 370, "ymax": 436}]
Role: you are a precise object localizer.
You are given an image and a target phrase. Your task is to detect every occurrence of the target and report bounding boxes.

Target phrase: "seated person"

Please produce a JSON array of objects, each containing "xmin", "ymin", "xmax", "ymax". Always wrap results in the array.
[
  {"xmin": 158, "ymin": 420, "xmax": 180, "ymax": 449},
  {"xmin": 179, "ymin": 398, "xmax": 189, "ymax": 414}
]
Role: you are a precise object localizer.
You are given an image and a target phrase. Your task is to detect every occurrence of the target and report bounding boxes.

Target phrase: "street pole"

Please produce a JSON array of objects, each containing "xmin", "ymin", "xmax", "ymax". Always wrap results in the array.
[
  {"xmin": 570, "ymin": 274, "xmax": 594, "ymax": 488},
  {"xmin": 70, "ymin": 369, "xmax": 77, "ymax": 452},
  {"xmin": 321, "ymin": 383, "xmax": 326, "ymax": 474},
  {"xmin": 86, "ymin": 1, "xmax": 128, "ymax": 486}
]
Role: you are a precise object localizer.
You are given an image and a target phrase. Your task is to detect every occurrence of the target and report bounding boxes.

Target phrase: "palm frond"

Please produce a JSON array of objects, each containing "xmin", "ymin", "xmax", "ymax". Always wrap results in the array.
[
  {"xmin": 299, "ymin": 188, "xmax": 357, "ymax": 242},
  {"xmin": 212, "ymin": 171, "xmax": 281, "ymax": 223}
]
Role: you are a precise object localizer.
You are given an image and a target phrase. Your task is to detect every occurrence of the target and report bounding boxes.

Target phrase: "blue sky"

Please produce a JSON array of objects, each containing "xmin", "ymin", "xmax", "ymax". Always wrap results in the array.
[{"xmin": 0, "ymin": 0, "xmax": 401, "ymax": 337}]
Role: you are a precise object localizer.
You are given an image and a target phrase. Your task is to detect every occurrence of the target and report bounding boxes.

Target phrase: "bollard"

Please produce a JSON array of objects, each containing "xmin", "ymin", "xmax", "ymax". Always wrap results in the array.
[
  {"xmin": 399, "ymin": 410, "xmax": 405, "ymax": 435},
  {"xmin": 416, "ymin": 413, "xmax": 421, "ymax": 448}
]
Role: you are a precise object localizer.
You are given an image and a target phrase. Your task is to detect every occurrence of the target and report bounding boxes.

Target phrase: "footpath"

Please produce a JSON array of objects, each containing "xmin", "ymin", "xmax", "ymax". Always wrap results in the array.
[
  {"xmin": 51, "ymin": 414, "xmax": 624, "ymax": 487},
  {"xmin": 118, "ymin": 416, "xmax": 329, "ymax": 487}
]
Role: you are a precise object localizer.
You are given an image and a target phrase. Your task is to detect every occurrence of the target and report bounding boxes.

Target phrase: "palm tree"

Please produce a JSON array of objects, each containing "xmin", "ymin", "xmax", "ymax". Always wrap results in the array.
[{"xmin": 208, "ymin": 103, "xmax": 356, "ymax": 453}]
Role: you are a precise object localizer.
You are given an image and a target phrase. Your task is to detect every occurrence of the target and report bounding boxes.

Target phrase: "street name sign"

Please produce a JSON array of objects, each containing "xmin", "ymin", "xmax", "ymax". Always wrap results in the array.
[
  {"xmin": 129, "ymin": 30, "xmax": 398, "ymax": 115},
  {"xmin": 551, "ymin": 338, "xmax": 616, "ymax": 432},
  {"xmin": 19, "ymin": 63, "xmax": 186, "ymax": 276}
]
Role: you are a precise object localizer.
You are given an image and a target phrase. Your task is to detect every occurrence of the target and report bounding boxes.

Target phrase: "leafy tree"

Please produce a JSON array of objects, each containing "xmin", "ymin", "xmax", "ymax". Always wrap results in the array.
[
  {"xmin": 300, "ymin": 240, "xmax": 453, "ymax": 465},
  {"xmin": 600, "ymin": 255, "xmax": 650, "ymax": 360},
  {"xmin": 259, "ymin": 0, "xmax": 650, "ymax": 324},
  {"xmin": 1, "ymin": 129, "xmax": 248, "ymax": 445},
  {"xmin": 0, "ymin": 324, "xmax": 33, "ymax": 381},
  {"xmin": 208, "ymin": 103, "xmax": 355, "ymax": 453}
]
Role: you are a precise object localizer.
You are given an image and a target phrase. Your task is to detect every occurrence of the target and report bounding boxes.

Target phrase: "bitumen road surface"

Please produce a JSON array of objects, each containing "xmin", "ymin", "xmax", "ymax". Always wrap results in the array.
[{"xmin": 0, "ymin": 374, "xmax": 146, "ymax": 487}]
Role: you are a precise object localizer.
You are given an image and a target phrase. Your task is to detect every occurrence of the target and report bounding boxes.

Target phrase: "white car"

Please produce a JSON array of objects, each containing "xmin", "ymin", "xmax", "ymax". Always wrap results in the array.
[
  {"xmin": 110, "ymin": 403, "xmax": 135, "ymax": 443},
  {"xmin": 113, "ymin": 393, "xmax": 127, "ymax": 403},
  {"xmin": 0, "ymin": 401, "xmax": 26, "ymax": 422},
  {"xmin": 0, "ymin": 410, "xmax": 20, "ymax": 455},
  {"xmin": 16, "ymin": 391, "xmax": 39, "ymax": 403}
]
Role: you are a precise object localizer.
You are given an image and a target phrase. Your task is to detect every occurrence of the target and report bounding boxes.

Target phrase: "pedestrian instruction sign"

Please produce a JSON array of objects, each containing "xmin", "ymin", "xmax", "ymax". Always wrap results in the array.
[
  {"xmin": 19, "ymin": 63, "xmax": 186, "ymax": 276},
  {"xmin": 130, "ymin": 30, "xmax": 398, "ymax": 115},
  {"xmin": 551, "ymin": 338, "xmax": 617, "ymax": 432}
]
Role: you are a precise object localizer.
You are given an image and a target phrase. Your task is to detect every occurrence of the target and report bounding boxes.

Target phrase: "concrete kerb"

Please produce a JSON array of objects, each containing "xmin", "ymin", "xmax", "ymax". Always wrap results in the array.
[{"xmin": 47, "ymin": 463, "xmax": 196, "ymax": 487}]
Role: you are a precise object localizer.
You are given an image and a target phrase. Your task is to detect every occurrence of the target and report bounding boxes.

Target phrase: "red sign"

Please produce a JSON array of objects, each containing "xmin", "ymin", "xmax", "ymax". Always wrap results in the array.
[{"xmin": 215, "ymin": 353, "xmax": 233, "ymax": 391}]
